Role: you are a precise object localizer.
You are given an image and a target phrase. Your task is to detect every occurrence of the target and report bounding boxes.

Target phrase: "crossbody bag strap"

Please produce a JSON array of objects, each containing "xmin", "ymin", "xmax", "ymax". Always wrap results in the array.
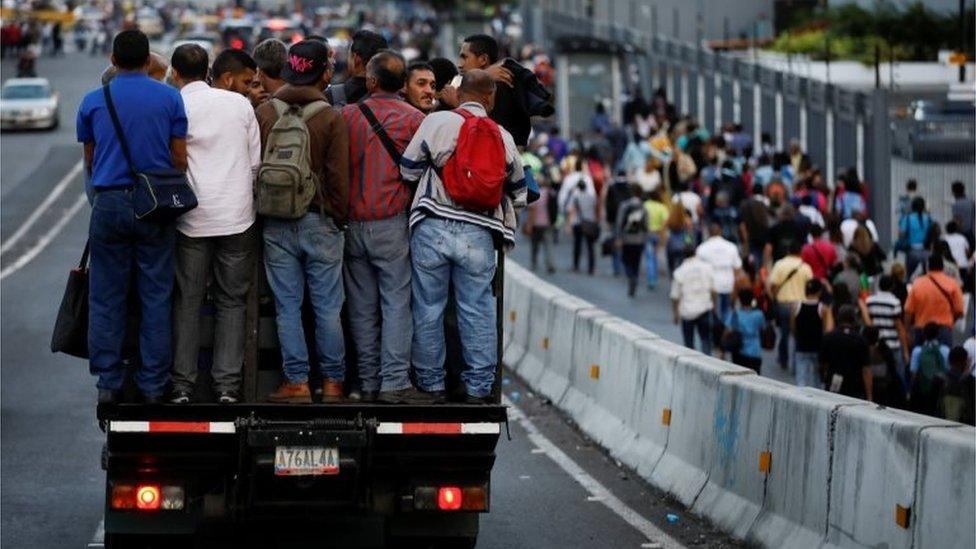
[
  {"xmin": 776, "ymin": 265, "xmax": 801, "ymax": 301},
  {"xmin": 927, "ymin": 274, "xmax": 959, "ymax": 316},
  {"xmin": 101, "ymin": 84, "xmax": 137, "ymax": 176},
  {"xmin": 357, "ymin": 102, "xmax": 401, "ymax": 166}
]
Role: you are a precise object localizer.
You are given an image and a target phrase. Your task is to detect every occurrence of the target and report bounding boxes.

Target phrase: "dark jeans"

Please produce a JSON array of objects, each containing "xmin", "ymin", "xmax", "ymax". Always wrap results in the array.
[
  {"xmin": 911, "ymin": 325, "xmax": 953, "ymax": 348},
  {"xmin": 572, "ymin": 224, "xmax": 596, "ymax": 274},
  {"xmin": 681, "ymin": 312, "xmax": 712, "ymax": 355},
  {"xmin": 775, "ymin": 301, "xmax": 796, "ymax": 368},
  {"xmin": 171, "ymin": 226, "xmax": 256, "ymax": 394},
  {"xmin": 88, "ymin": 189, "xmax": 176, "ymax": 397},
  {"xmin": 621, "ymin": 243, "xmax": 644, "ymax": 281},
  {"xmin": 530, "ymin": 226, "xmax": 555, "ymax": 271}
]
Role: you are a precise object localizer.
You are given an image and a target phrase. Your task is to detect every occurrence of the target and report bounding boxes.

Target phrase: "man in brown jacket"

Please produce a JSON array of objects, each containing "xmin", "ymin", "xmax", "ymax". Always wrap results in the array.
[{"xmin": 255, "ymin": 40, "xmax": 351, "ymax": 403}]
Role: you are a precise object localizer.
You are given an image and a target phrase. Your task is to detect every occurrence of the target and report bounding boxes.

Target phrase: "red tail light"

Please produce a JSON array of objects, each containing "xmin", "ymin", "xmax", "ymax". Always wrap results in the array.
[
  {"xmin": 437, "ymin": 487, "xmax": 463, "ymax": 511},
  {"xmin": 135, "ymin": 485, "xmax": 161, "ymax": 511}
]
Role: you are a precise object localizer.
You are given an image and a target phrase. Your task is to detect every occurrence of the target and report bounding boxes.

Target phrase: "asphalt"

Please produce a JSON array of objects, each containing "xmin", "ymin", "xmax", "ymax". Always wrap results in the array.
[{"xmin": 0, "ymin": 51, "xmax": 741, "ymax": 548}]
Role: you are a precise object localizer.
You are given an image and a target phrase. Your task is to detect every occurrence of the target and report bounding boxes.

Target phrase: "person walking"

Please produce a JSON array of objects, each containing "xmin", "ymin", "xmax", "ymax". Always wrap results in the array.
[
  {"xmin": 211, "ymin": 49, "xmax": 257, "ymax": 97},
  {"xmin": 604, "ymin": 169, "xmax": 631, "ymax": 277},
  {"xmin": 671, "ymin": 246, "xmax": 716, "ymax": 355},
  {"xmin": 326, "ymin": 30, "xmax": 388, "ymax": 107},
  {"xmin": 909, "ymin": 322, "xmax": 951, "ymax": 417},
  {"xmin": 696, "ymin": 222, "xmax": 742, "ymax": 321},
  {"xmin": 564, "ymin": 169, "xmax": 599, "ymax": 275},
  {"xmin": 820, "ymin": 305, "xmax": 872, "ymax": 401},
  {"xmin": 400, "ymin": 69, "xmax": 527, "ymax": 403},
  {"xmin": 865, "ymin": 274, "xmax": 911, "ymax": 382},
  {"xmin": 723, "ymin": 288, "xmax": 766, "ymax": 372},
  {"xmin": 524, "ymin": 178, "xmax": 556, "ymax": 273},
  {"xmin": 950, "ymin": 181, "xmax": 973, "ymax": 246},
  {"xmin": 767, "ymin": 241, "xmax": 813, "ymax": 370},
  {"xmin": 905, "ymin": 254, "xmax": 964, "ymax": 348},
  {"xmin": 255, "ymin": 40, "xmax": 350, "ymax": 403},
  {"xmin": 339, "ymin": 50, "xmax": 425, "ymax": 404},
  {"xmin": 791, "ymin": 279, "xmax": 832, "ymax": 389},
  {"xmin": 643, "ymin": 189, "xmax": 669, "ymax": 290},
  {"xmin": 665, "ymin": 203, "xmax": 696, "ymax": 276},
  {"xmin": 251, "ymin": 38, "xmax": 288, "ymax": 104},
  {"xmin": 76, "ymin": 30, "xmax": 188, "ymax": 404},
  {"xmin": 614, "ymin": 184, "xmax": 649, "ymax": 296},
  {"xmin": 168, "ymin": 44, "xmax": 261, "ymax": 404},
  {"xmin": 898, "ymin": 196, "xmax": 934, "ymax": 277}
]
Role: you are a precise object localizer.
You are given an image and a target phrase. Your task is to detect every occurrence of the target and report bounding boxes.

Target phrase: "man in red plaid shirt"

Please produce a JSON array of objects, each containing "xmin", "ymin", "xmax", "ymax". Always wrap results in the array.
[{"xmin": 340, "ymin": 50, "xmax": 427, "ymax": 404}]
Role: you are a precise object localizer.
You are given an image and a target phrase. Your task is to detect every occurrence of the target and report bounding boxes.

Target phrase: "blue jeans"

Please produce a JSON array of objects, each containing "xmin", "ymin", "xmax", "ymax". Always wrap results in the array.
[
  {"xmin": 644, "ymin": 234, "xmax": 659, "ymax": 288},
  {"xmin": 411, "ymin": 219, "xmax": 497, "ymax": 398},
  {"xmin": 612, "ymin": 246, "xmax": 623, "ymax": 276},
  {"xmin": 263, "ymin": 214, "xmax": 346, "ymax": 384},
  {"xmin": 344, "ymin": 214, "xmax": 412, "ymax": 393},
  {"xmin": 775, "ymin": 302, "xmax": 796, "ymax": 368},
  {"xmin": 681, "ymin": 312, "xmax": 712, "ymax": 356},
  {"xmin": 88, "ymin": 189, "xmax": 175, "ymax": 397},
  {"xmin": 794, "ymin": 351, "xmax": 822, "ymax": 389},
  {"xmin": 716, "ymin": 293, "xmax": 733, "ymax": 321}
]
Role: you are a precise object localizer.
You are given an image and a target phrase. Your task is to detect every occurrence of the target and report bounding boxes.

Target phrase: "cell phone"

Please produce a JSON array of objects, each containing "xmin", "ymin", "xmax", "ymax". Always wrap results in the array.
[{"xmin": 449, "ymin": 75, "xmax": 462, "ymax": 89}]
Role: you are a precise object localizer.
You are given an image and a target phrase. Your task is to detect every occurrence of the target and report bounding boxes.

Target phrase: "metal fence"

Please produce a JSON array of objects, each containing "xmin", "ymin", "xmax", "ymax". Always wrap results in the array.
[{"xmin": 642, "ymin": 37, "xmax": 894, "ymax": 244}]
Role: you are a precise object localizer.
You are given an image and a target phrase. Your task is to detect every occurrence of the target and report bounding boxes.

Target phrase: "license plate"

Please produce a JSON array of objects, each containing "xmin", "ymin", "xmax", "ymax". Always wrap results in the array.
[{"xmin": 274, "ymin": 446, "xmax": 339, "ymax": 476}]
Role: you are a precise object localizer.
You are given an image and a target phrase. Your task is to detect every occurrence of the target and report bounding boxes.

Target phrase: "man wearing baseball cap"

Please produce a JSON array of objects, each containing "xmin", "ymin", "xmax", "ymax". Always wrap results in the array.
[{"xmin": 255, "ymin": 40, "xmax": 351, "ymax": 403}]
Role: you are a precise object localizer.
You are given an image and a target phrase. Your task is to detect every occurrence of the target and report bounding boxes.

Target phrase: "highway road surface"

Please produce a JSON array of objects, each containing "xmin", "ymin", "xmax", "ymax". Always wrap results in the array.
[{"xmin": 0, "ymin": 52, "xmax": 741, "ymax": 548}]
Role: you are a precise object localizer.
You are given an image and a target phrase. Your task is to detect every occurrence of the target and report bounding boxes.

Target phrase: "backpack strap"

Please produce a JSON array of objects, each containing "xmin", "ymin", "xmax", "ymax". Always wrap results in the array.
[
  {"xmin": 271, "ymin": 98, "xmax": 289, "ymax": 118},
  {"xmin": 453, "ymin": 107, "xmax": 475, "ymax": 120},
  {"xmin": 301, "ymin": 100, "xmax": 328, "ymax": 121}
]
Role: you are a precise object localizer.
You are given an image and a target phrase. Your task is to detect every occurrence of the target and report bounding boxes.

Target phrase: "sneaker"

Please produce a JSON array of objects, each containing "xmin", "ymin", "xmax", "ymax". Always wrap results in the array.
[
  {"xmin": 169, "ymin": 390, "xmax": 192, "ymax": 404},
  {"xmin": 346, "ymin": 389, "xmax": 362, "ymax": 402},
  {"xmin": 268, "ymin": 382, "xmax": 312, "ymax": 404},
  {"xmin": 97, "ymin": 389, "xmax": 122, "ymax": 405},
  {"xmin": 378, "ymin": 387, "xmax": 446, "ymax": 405},
  {"xmin": 321, "ymin": 380, "xmax": 344, "ymax": 403},
  {"xmin": 216, "ymin": 391, "xmax": 239, "ymax": 404},
  {"xmin": 462, "ymin": 394, "xmax": 493, "ymax": 405}
]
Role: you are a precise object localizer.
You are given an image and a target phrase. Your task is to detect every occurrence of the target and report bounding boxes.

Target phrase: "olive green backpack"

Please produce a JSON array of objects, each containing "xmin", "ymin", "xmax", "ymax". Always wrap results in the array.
[{"xmin": 256, "ymin": 99, "xmax": 328, "ymax": 219}]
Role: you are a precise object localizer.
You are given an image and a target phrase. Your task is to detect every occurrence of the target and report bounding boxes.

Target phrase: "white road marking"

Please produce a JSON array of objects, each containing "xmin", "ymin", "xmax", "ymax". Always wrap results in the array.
[
  {"xmin": 0, "ymin": 160, "xmax": 83, "ymax": 254},
  {"xmin": 0, "ymin": 192, "xmax": 87, "ymax": 281},
  {"xmin": 504, "ymin": 396, "xmax": 687, "ymax": 549},
  {"xmin": 87, "ymin": 518, "xmax": 104, "ymax": 548}
]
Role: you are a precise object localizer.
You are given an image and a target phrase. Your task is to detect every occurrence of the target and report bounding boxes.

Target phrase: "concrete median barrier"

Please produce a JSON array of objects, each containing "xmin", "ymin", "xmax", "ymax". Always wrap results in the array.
[
  {"xmin": 690, "ymin": 374, "xmax": 783, "ymax": 539},
  {"xmin": 501, "ymin": 262, "xmax": 533, "ymax": 369},
  {"xmin": 826, "ymin": 406, "xmax": 959, "ymax": 549},
  {"xmin": 913, "ymin": 425, "xmax": 976, "ymax": 549},
  {"xmin": 502, "ymin": 259, "xmax": 975, "ymax": 549},
  {"xmin": 515, "ymin": 280, "xmax": 567, "ymax": 381},
  {"xmin": 647, "ymin": 355, "xmax": 755, "ymax": 507},
  {"xmin": 529, "ymin": 294, "xmax": 593, "ymax": 405},
  {"xmin": 748, "ymin": 388, "xmax": 868, "ymax": 548}
]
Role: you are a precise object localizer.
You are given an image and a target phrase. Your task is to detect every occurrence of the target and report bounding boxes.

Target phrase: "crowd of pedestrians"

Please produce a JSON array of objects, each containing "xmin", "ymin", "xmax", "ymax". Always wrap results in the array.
[
  {"xmin": 78, "ymin": 29, "xmax": 538, "ymax": 406},
  {"xmin": 519, "ymin": 88, "xmax": 975, "ymax": 423}
]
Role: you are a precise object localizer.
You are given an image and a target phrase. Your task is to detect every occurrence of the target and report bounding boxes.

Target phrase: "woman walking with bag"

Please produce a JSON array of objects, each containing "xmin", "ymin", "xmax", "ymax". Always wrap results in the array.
[{"xmin": 722, "ymin": 288, "xmax": 766, "ymax": 373}]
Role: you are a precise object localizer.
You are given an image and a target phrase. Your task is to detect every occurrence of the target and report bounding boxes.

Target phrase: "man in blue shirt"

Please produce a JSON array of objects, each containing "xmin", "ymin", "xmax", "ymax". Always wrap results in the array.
[{"xmin": 76, "ymin": 29, "xmax": 188, "ymax": 405}]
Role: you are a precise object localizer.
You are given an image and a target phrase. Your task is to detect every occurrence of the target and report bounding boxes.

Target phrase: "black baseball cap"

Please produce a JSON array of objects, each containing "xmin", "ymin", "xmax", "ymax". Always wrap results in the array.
[{"xmin": 281, "ymin": 40, "xmax": 331, "ymax": 86}]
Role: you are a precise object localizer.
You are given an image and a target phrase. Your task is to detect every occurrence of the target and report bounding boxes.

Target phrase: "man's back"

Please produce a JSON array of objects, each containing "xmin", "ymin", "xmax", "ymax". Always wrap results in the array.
[
  {"xmin": 820, "ymin": 327, "xmax": 869, "ymax": 398},
  {"xmin": 953, "ymin": 196, "xmax": 974, "ymax": 234},
  {"xmin": 178, "ymin": 82, "xmax": 260, "ymax": 237},
  {"xmin": 905, "ymin": 271, "xmax": 963, "ymax": 328},
  {"xmin": 77, "ymin": 73, "xmax": 187, "ymax": 186},
  {"xmin": 341, "ymin": 93, "xmax": 424, "ymax": 221}
]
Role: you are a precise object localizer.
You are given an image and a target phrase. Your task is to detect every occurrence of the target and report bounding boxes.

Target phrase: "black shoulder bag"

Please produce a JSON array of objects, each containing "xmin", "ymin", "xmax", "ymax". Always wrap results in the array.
[
  {"xmin": 51, "ymin": 241, "xmax": 90, "ymax": 358},
  {"xmin": 102, "ymin": 84, "xmax": 197, "ymax": 223},
  {"xmin": 357, "ymin": 102, "xmax": 416, "ymax": 193}
]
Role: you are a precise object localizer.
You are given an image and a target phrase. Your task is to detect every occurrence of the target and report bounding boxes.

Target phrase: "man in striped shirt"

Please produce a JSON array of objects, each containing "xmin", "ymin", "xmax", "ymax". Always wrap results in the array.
[
  {"xmin": 865, "ymin": 274, "xmax": 910, "ymax": 381},
  {"xmin": 400, "ymin": 70, "xmax": 527, "ymax": 404},
  {"xmin": 340, "ymin": 50, "xmax": 425, "ymax": 404}
]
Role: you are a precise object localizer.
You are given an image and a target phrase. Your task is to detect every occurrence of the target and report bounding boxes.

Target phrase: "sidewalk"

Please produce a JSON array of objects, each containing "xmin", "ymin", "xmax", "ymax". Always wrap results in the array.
[{"xmin": 507, "ymin": 231, "xmax": 796, "ymax": 387}]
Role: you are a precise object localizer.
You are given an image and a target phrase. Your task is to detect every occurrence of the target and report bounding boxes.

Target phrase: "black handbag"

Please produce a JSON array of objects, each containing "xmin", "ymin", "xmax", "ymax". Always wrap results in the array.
[
  {"xmin": 720, "ymin": 311, "xmax": 744, "ymax": 353},
  {"xmin": 102, "ymin": 83, "xmax": 197, "ymax": 223},
  {"xmin": 51, "ymin": 241, "xmax": 90, "ymax": 358}
]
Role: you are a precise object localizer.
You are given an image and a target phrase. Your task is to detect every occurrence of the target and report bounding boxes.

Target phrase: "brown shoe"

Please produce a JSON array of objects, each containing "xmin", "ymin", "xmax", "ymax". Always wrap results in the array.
[
  {"xmin": 321, "ymin": 380, "xmax": 344, "ymax": 403},
  {"xmin": 267, "ymin": 381, "xmax": 312, "ymax": 404}
]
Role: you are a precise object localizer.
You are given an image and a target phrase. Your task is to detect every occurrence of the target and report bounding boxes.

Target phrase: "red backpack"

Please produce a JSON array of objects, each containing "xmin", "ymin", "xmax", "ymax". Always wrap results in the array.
[{"xmin": 442, "ymin": 109, "xmax": 507, "ymax": 211}]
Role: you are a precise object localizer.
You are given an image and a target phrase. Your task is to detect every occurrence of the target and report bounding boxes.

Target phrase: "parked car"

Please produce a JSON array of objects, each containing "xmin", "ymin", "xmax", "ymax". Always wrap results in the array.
[
  {"xmin": 893, "ymin": 100, "xmax": 976, "ymax": 162},
  {"xmin": 0, "ymin": 78, "xmax": 59, "ymax": 131}
]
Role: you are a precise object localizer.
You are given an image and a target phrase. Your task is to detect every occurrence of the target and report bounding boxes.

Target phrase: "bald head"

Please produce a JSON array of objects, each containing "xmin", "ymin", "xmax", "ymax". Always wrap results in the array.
[
  {"xmin": 148, "ymin": 52, "xmax": 168, "ymax": 81},
  {"xmin": 365, "ymin": 49, "xmax": 406, "ymax": 93},
  {"xmin": 458, "ymin": 69, "xmax": 496, "ymax": 112}
]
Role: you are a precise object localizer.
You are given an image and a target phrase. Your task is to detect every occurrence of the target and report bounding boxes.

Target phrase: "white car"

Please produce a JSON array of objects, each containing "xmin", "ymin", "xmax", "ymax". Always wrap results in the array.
[{"xmin": 0, "ymin": 78, "xmax": 59, "ymax": 131}]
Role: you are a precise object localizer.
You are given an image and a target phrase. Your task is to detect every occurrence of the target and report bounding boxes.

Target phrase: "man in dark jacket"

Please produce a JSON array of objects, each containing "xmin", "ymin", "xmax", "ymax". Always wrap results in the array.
[{"xmin": 456, "ymin": 34, "xmax": 552, "ymax": 148}]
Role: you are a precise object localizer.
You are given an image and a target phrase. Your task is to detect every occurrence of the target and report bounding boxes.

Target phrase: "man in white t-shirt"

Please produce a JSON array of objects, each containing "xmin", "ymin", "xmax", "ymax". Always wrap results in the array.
[
  {"xmin": 839, "ymin": 208, "xmax": 878, "ymax": 248},
  {"xmin": 944, "ymin": 221, "xmax": 971, "ymax": 268},
  {"xmin": 168, "ymin": 44, "xmax": 261, "ymax": 404},
  {"xmin": 671, "ymin": 245, "xmax": 716, "ymax": 355},
  {"xmin": 696, "ymin": 223, "xmax": 743, "ymax": 320}
]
